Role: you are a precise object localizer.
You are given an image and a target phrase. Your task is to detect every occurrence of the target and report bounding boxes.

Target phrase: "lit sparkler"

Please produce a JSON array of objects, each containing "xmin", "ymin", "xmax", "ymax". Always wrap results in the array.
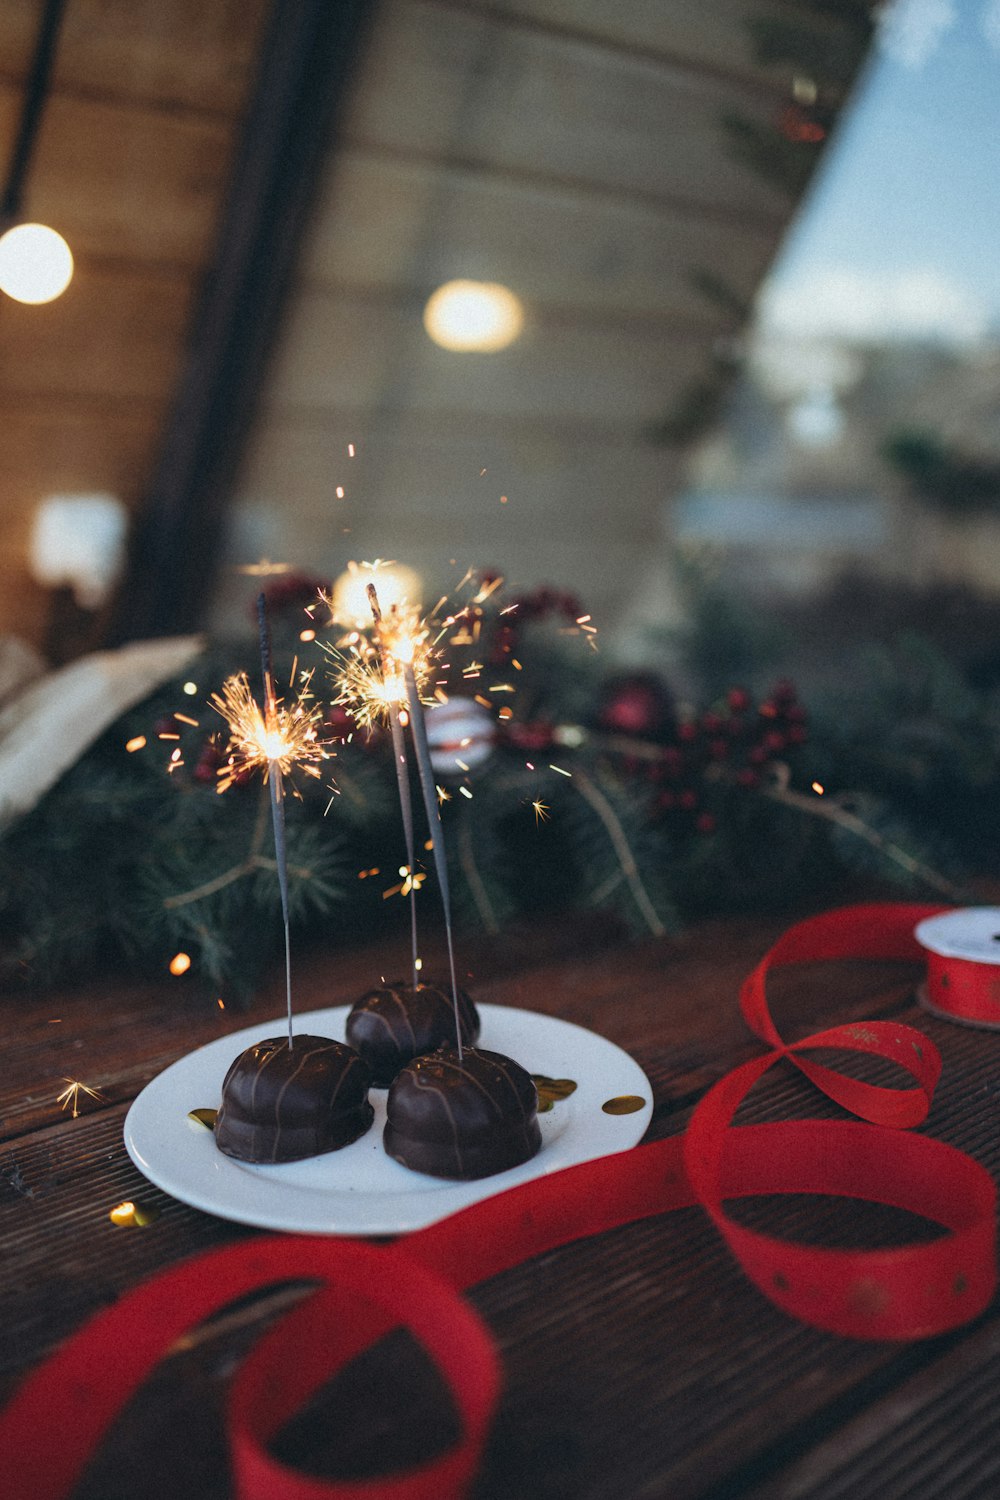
[
  {"xmin": 328, "ymin": 603, "xmax": 436, "ymax": 732},
  {"xmin": 365, "ymin": 584, "xmax": 466, "ymax": 1054},
  {"xmin": 210, "ymin": 597, "xmax": 327, "ymax": 1046},
  {"xmin": 210, "ymin": 672, "xmax": 326, "ymax": 792},
  {"xmin": 324, "ymin": 585, "xmax": 446, "ymax": 995},
  {"xmin": 358, "ymin": 589, "xmax": 430, "ymax": 992}
]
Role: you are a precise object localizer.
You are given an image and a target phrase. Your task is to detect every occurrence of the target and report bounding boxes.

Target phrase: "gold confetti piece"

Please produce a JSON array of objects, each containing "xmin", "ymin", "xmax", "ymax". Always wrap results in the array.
[
  {"xmin": 602, "ymin": 1095, "xmax": 647, "ymax": 1115},
  {"xmin": 532, "ymin": 1075, "xmax": 578, "ymax": 1110},
  {"xmin": 187, "ymin": 1107, "xmax": 218, "ymax": 1131},
  {"xmin": 109, "ymin": 1199, "xmax": 160, "ymax": 1228}
]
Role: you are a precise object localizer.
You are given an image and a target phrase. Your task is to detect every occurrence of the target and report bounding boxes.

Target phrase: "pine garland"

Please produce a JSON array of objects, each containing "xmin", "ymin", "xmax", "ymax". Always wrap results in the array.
[{"xmin": 1, "ymin": 578, "xmax": 996, "ymax": 1000}]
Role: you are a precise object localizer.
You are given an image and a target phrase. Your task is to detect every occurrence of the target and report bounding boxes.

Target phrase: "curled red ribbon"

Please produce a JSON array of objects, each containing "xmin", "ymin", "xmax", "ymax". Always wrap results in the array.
[{"xmin": 1, "ymin": 902, "xmax": 995, "ymax": 1500}]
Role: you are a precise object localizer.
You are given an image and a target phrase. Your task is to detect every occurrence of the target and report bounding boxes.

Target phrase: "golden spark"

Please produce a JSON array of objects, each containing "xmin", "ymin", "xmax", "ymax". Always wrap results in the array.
[
  {"xmin": 57, "ymin": 1079, "xmax": 105, "ymax": 1118},
  {"xmin": 328, "ymin": 603, "xmax": 438, "ymax": 730},
  {"xmin": 383, "ymin": 866, "xmax": 428, "ymax": 900},
  {"xmin": 532, "ymin": 798, "xmax": 551, "ymax": 825},
  {"xmin": 211, "ymin": 672, "xmax": 327, "ymax": 790}
]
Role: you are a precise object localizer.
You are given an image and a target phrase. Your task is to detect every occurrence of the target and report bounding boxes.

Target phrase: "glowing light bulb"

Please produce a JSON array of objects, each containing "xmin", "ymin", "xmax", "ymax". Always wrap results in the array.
[
  {"xmin": 331, "ymin": 561, "xmax": 421, "ymax": 629},
  {"xmin": 423, "ymin": 279, "xmax": 523, "ymax": 352},
  {"xmin": 0, "ymin": 223, "xmax": 73, "ymax": 304}
]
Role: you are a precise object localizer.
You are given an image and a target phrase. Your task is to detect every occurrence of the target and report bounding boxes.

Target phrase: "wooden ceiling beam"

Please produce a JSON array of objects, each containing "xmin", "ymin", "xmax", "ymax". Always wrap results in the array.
[{"xmin": 108, "ymin": 0, "xmax": 377, "ymax": 641}]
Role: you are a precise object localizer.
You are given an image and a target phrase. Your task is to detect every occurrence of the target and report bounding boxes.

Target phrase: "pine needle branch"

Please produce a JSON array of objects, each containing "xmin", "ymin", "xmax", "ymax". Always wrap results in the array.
[
  {"xmin": 570, "ymin": 768, "xmax": 667, "ymax": 936},
  {"xmin": 456, "ymin": 807, "xmax": 501, "ymax": 934},
  {"xmin": 761, "ymin": 763, "xmax": 967, "ymax": 901}
]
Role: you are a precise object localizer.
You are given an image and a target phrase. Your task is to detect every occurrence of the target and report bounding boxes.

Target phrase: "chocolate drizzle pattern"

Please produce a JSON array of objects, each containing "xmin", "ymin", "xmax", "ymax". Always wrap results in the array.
[
  {"xmin": 214, "ymin": 1035, "xmax": 373, "ymax": 1163},
  {"xmin": 346, "ymin": 981, "xmax": 480, "ymax": 1086},
  {"xmin": 384, "ymin": 1045, "xmax": 542, "ymax": 1180}
]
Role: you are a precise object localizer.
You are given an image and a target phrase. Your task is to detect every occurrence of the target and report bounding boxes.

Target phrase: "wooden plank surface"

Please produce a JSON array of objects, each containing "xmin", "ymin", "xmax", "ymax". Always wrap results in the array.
[
  {"xmin": 0, "ymin": 261, "xmax": 194, "ymax": 402},
  {"xmin": 454, "ymin": 0, "xmax": 865, "ymax": 94},
  {"xmin": 266, "ymin": 288, "xmax": 713, "ymax": 424},
  {"xmin": 0, "ymin": 0, "xmax": 271, "ymax": 650},
  {"xmin": 6, "ymin": 900, "xmax": 997, "ymax": 1499},
  {"xmin": 340, "ymin": 0, "xmax": 797, "ymax": 219},
  {"xmin": 234, "ymin": 415, "xmax": 684, "ymax": 531},
  {"xmin": 0, "ymin": 0, "xmax": 270, "ymax": 116},
  {"xmin": 0, "ymin": 85, "xmax": 238, "ymax": 270},
  {"xmin": 301, "ymin": 148, "xmax": 782, "ymax": 319}
]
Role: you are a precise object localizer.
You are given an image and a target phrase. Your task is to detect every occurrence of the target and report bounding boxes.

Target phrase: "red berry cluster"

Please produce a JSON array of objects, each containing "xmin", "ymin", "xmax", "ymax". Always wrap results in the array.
[
  {"xmin": 503, "ymin": 718, "xmax": 557, "ymax": 754},
  {"xmin": 321, "ymin": 705, "xmax": 358, "ymax": 744},
  {"xmin": 151, "ymin": 712, "xmax": 229, "ymax": 787},
  {"xmin": 193, "ymin": 740, "xmax": 225, "ymax": 785},
  {"xmin": 255, "ymin": 572, "xmax": 326, "ymax": 619},
  {"xmin": 648, "ymin": 681, "xmax": 808, "ymax": 835}
]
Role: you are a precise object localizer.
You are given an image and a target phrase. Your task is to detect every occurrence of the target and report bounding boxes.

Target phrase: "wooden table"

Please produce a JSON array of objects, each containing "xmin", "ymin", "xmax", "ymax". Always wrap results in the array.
[{"xmin": 3, "ymin": 904, "xmax": 998, "ymax": 1499}]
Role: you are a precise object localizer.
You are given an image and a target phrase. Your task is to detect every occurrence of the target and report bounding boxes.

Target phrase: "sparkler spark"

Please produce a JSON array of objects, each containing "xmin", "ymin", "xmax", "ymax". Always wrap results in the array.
[
  {"xmin": 210, "ymin": 672, "xmax": 327, "ymax": 790},
  {"xmin": 57, "ymin": 1079, "xmax": 105, "ymax": 1118},
  {"xmin": 532, "ymin": 798, "xmax": 551, "ymax": 824},
  {"xmin": 327, "ymin": 603, "xmax": 438, "ymax": 730},
  {"xmin": 382, "ymin": 866, "xmax": 428, "ymax": 900}
]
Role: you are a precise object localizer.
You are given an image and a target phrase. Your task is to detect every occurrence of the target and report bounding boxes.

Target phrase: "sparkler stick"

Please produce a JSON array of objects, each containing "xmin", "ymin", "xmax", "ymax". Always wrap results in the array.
[
  {"xmin": 402, "ymin": 664, "xmax": 462, "ymax": 1055},
  {"xmin": 365, "ymin": 585, "xmax": 419, "ymax": 991},
  {"xmin": 257, "ymin": 593, "xmax": 294, "ymax": 1048},
  {"xmin": 367, "ymin": 584, "xmax": 463, "ymax": 1055}
]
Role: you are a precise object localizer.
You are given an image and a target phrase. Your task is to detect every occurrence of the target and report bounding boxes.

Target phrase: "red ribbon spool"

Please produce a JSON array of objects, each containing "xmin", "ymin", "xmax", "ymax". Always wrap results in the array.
[
  {"xmin": 1, "ymin": 902, "xmax": 996, "ymax": 1500},
  {"xmin": 916, "ymin": 907, "xmax": 1000, "ymax": 1027}
]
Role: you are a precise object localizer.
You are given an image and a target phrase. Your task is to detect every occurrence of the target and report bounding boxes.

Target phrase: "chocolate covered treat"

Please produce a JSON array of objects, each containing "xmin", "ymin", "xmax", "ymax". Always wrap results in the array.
[
  {"xmin": 346, "ymin": 981, "xmax": 480, "ymax": 1086},
  {"xmin": 384, "ymin": 1045, "xmax": 542, "ymax": 1180},
  {"xmin": 214, "ymin": 1035, "xmax": 373, "ymax": 1163}
]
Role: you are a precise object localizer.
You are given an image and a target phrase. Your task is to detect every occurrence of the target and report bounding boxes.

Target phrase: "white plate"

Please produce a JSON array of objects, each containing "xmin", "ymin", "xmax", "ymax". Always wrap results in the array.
[{"xmin": 124, "ymin": 1004, "xmax": 652, "ymax": 1236}]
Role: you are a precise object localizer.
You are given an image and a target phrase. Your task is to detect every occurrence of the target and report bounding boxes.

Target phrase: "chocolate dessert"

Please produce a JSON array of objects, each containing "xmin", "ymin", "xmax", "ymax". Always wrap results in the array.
[
  {"xmin": 214, "ymin": 1035, "xmax": 373, "ymax": 1163},
  {"xmin": 345, "ymin": 980, "xmax": 480, "ymax": 1086},
  {"xmin": 384, "ymin": 1045, "xmax": 542, "ymax": 1180}
]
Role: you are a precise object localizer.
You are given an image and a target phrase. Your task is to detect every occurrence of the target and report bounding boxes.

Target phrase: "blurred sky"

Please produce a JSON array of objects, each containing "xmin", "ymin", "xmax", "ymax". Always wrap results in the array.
[{"xmin": 757, "ymin": 0, "xmax": 1000, "ymax": 342}]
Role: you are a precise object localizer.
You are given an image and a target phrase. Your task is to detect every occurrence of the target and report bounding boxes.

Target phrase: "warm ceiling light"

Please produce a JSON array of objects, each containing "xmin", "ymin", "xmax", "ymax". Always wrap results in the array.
[
  {"xmin": 0, "ymin": 222, "xmax": 73, "ymax": 303},
  {"xmin": 423, "ymin": 279, "xmax": 523, "ymax": 352}
]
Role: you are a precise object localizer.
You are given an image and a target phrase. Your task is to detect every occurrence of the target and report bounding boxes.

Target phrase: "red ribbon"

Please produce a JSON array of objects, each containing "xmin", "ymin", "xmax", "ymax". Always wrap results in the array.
[
  {"xmin": 923, "ymin": 949, "xmax": 1000, "ymax": 1026},
  {"xmin": 2, "ymin": 902, "xmax": 995, "ymax": 1500}
]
